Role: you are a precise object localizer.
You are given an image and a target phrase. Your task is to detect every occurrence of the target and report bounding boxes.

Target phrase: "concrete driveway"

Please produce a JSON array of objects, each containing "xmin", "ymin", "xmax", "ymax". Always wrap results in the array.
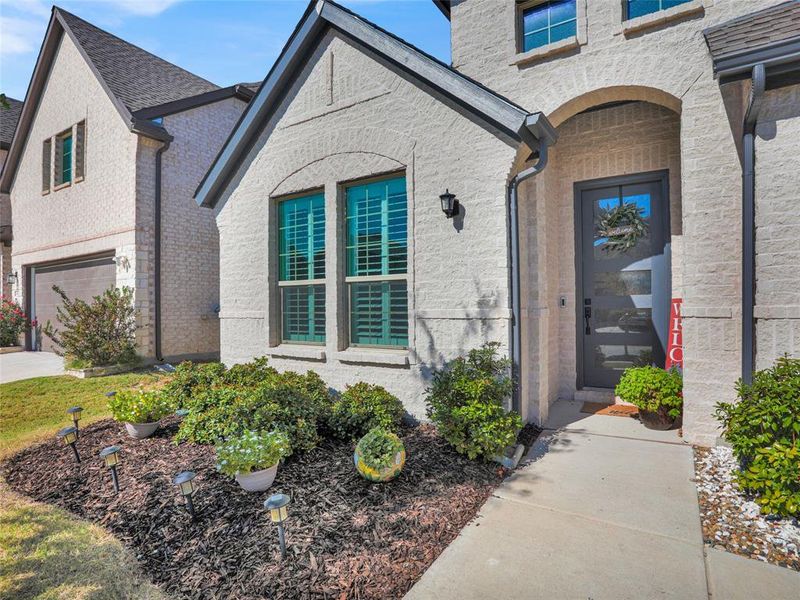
[
  {"xmin": 0, "ymin": 352, "xmax": 64, "ymax": 384},
  {"xmin": 405, "ymin": 400, "xmax": 800, "ymax": 600}
]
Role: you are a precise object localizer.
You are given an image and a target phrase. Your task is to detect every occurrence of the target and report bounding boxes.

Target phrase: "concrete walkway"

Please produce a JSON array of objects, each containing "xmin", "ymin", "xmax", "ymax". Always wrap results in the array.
[
  {"xmin": 0, "ymin": 351, "xmax": 64, "ymax": 383},
  {"xmin": 405, "ymin": 400, "xmax": 800, "ymax": 600}
]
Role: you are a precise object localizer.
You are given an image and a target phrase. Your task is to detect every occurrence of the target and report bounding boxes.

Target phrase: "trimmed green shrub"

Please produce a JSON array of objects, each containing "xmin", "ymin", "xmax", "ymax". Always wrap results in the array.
[
  {"xmin": 108, "ymin": 389, "xmax": 174, "ymax": 424},
  {"xmin": 356, "ymin": 427, "xmax": 405, "ymax": 471},
  {"xmin": 223, "ymin": 357, "xmax": 278, "ymax": 388},
  {"xmin": 736, "ymin": 442, "xmax": 800, "ymax": 517},
  {"xmin": 175, "ymin": 368, "xmax": 332, "ymax": 453},
  {"xmin": 425, "ymin": 342, "xmax": 522, "ymax": 460},
  {"xmin": 715, "ymin": 356, "xmax": 800, "ymax": 516},
  {"xmin": 43, "ymin": 285, "xmax": 138, "ymax": 367},
  {"xmin": 215, "ymin": 430, "xmax": 291, "ymax": 477},
  {"xmin": 0, "ymin": 296, "xmax": 32, "ymax": 347},
  {"xmin": 164, "ymin": 361, "xmax": 227, "ymax": 408},
  {"xmin": 328, "ymin": 382, "xmax": 405, "ymax": 440},
  {"xmin": 615, "ymin": 365, "xmax": 683, "ymax": 418}
]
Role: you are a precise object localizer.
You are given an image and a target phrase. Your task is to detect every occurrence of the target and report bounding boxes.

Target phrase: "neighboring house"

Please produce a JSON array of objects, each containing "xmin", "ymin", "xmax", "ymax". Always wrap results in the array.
[
  {"xmin": 196, "ymin": 0, "xmax": 800, "ymax": 446},
  {"xmin": 0, "ymin": 7, "xmax": 255, "ymax": 360},
  {"xmin": 0, "ymin": 97, "xmax": 23, "ymax": 299}
]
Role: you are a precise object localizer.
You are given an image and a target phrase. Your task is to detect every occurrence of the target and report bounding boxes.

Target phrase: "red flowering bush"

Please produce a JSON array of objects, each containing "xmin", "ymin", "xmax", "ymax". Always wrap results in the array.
[{"xmin": 0, "ymin": 296, "xmax": 32, "ymax": 347}]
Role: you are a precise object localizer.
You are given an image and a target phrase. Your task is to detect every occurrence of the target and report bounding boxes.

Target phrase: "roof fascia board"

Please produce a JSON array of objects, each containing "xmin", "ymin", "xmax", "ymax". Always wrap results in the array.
[
  {"xmin": 320, "ymin": 1, "xmax": 528, "ymax": 137},
  {"xmin": 712, "ymin": 36, "xmax": 800, "ymax": 78},
  {"xmin": 132, "ymin": 85, "xmax": 255, "ymax": 121},
  {"xmin": 432, "ymin": 0, "xmax": 451, "ymax": 20},
  {"xmin": 196, "ymin": 3, "xmax": 326, "ymax": 206}
]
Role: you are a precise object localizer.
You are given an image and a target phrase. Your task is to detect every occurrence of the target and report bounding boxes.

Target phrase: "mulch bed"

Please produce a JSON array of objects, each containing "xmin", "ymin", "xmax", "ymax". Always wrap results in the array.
[
  {"xmin": 694, "ymin": 446, "xmax": 799, "ymax": 572},
  {"xmin": 3, "ymin": 418, "xmax": 507, "ymax": 599}
]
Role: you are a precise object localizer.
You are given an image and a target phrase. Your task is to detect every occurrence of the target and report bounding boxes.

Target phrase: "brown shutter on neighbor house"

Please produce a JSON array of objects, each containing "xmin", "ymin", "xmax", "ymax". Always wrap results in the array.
[
  {"xmin": 42, "ymin": 138, "xmax": 51, "ymax": 193},
  {"xmin": 75, "ymin": 120, "xmax": 86, "ymax": 180}
]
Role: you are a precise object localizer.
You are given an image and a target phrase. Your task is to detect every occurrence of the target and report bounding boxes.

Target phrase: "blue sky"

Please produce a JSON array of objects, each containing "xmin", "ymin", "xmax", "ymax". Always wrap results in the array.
[{"xmin": 0, "ymin": 0, "xmax": 451, "ymax": 101}]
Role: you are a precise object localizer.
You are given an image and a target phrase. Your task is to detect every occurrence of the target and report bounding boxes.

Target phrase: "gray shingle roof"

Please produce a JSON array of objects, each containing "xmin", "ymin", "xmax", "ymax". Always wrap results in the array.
[
  {"xmin": 57, "ymin": 7, "xmax": 219, "ymax": 114},
  {"xmin": 704, "ymin": 1, "xmax": 800, "ymax": 59},
  {"xmin": 0, "ymin": 97, "xmax": 23, "ymax": 149}
]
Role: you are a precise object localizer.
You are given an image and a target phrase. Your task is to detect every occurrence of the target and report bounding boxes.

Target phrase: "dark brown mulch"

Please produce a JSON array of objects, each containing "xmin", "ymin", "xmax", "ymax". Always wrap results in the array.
[{"xmin": 2, "ymin": 418, "xmax": 505, "ymax": 600}]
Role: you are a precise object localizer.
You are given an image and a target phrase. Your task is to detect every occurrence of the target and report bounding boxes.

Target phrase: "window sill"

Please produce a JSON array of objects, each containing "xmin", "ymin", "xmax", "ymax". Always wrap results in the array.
[
  {"xmin": 333, "ymin": 349, "xmax": 410, "ymax": 367},
  {"xmin": 52, "ymin": 181, "xmax": 72, "ymax": 192},
  {"xmin": 511, "ymin": 36, "xmax": 580, "ymax": 67},
  {"xmin": 266, "ymin": 344, "xmax": 326, "ymax": 361},
  {"xmin": 617, "ymin": 0, "xmax": 704, "ymax": 37}
]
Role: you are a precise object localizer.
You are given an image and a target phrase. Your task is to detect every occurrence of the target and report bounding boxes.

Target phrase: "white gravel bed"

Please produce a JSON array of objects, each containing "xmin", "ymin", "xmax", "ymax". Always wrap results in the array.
[{"xmin": 694, "ymin": 445, "xmax": 799, "ymax": 571}]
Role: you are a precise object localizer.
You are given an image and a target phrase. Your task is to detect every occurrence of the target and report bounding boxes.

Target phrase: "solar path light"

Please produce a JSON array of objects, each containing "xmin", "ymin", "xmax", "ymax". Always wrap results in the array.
[
  {"xmin": 57, "ymin": 426, "xmax": 80, "ymax": 463},
  {"xmin": 173, "ymin": 471, "xmax": 197, "ymax": 518},
  {"xmin": 99, "ymin": 445, "xmax": 121, "ymax": 493},
  {"xmin": 265, "ymin": 493, "xmax": 291, "ymax": 559}
]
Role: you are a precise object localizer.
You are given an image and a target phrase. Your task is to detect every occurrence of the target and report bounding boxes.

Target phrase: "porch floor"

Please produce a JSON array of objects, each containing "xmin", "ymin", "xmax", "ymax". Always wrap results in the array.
[{"xmin": 404, "ymin": 400, "xmax": 800, "ymax": 600}]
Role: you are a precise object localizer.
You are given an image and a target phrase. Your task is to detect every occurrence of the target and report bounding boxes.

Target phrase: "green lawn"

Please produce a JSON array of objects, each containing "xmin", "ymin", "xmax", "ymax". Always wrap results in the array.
[
  {"xmin": 0, "ymin": 371, "xmax": 165, "ymax": 460},
  {"xmin": 0, "ymin": 371, "xmax": 169, "ymax": 599}
]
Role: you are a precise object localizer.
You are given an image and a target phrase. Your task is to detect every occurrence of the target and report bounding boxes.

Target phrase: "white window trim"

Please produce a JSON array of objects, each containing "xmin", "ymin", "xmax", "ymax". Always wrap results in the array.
[{"xmin": 616, "ymin": 0, "xmax": 706, "ymax": 37}]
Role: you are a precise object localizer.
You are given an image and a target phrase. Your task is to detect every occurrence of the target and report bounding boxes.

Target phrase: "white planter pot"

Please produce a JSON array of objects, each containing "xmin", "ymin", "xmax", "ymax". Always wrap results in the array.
[
  {"xmin": 234, "ymin": 463, "xmax": 279, "ymax": 492},
  {"xmin": 125, "ymin": 421, "xmax": 159, "ymax": 439}
]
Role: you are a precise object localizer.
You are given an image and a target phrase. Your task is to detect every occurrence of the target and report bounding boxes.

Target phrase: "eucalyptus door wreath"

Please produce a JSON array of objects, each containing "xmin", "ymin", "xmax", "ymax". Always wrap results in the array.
[{"xmin": 596, "ymin": 203, "xmax": 648, "ymax": 253}]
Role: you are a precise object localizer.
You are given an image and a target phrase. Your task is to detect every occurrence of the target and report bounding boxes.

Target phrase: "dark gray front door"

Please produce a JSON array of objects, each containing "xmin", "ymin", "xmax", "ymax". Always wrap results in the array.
[{"xmin": 576, "ymin": 172, "xmax": 670, "ymax": 389}]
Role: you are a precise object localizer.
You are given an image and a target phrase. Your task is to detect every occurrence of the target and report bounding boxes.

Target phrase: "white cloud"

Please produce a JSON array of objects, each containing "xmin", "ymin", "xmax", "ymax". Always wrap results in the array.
[
  {"xmin": 108, "ymin": 0, "xmax": 182, "ymax": 16},
  {"xmin": 0, "ymin": 15, "xmax": 45, "ymax": 57}
]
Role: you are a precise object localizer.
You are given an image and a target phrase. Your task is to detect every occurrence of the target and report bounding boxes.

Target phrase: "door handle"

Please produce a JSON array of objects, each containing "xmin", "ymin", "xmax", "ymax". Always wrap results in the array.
[{"xmin": 584, "ymin": 306, "xmax": 592, "ymax": 334}]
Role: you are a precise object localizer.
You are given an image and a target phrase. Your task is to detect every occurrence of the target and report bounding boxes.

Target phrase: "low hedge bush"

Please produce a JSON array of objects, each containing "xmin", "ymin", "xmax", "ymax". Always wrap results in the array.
[
  {"xmin": 425, "ymin": 343, "xmax": 522, "ymax": 460},
  {"xmin": 327, "ymin": 382, "xmax": 405, "ymax": 440},
  {"xmin": 715, "ymin": 356, "xmax": 800, "ymax": 516},
  {"xmin": 615, "ymin": 365, "xmax": 682, "ymax": 418}
]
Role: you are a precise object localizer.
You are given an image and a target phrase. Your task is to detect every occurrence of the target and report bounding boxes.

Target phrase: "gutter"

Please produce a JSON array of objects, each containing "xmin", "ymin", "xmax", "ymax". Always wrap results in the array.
[
  {"xmin": 154, "ymin": 140, "xmax": 171, "ymax": 362},
  {"xmin": 507, "ymin": 117, "xmax": 555, "ymax": 413},
  {"xmin": 741, "ymin": 63, "xmax": 765, "ymax": 384}
]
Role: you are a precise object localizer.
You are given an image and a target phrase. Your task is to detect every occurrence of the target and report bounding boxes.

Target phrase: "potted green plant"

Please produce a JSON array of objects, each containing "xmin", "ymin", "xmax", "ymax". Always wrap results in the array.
[
  {"xmin": 216, "ymin": 430, "xmax": 291, "ymax": 492},
  {"xmin": 615, "ymin": 365, "xmax": 682, "ymax": 430},
  {"xmin": 353, "ymin": 427, "xmax": 406, "ymax": 482},
  {"xmin": 108, "ymin": 389, "xmax": 175, "ymax": 439}
]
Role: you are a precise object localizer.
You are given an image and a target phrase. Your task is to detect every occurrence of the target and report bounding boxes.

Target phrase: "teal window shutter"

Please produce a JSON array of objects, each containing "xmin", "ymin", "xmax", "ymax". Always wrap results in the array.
[
  {"xmin": 278, "ymin": 193, "xmax": 325, "ymax": 343},
  {"xmin": 345, "ymin": 176, "xmax": 408, "ymax": 347},
  {"xmin": 61, "ymin": 134, "xmax": 72, "ymax": 184}
]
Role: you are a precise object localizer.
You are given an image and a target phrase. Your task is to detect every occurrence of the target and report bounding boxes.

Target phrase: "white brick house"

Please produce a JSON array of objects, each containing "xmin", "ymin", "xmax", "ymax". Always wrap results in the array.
[
  {"xmin": 0, "ymin": 7, "xmax": 255, "ymax": 361},
  {"xmin": 198, "ymin": 0, "xmax": 799, "ymax": 446}
]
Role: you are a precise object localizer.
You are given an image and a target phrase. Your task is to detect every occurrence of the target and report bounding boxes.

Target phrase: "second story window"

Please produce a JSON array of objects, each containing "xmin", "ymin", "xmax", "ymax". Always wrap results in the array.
[
  {"xmin": 626, "ymin": 0, "xmax": 692, "ymax": 20},
  {"xmin": 55, "ymin": 129, "xmax": 72, "ymax": 186},
  {"xmin": 521, "ymin": 0, "xmax": 576, "ymax": 52}
]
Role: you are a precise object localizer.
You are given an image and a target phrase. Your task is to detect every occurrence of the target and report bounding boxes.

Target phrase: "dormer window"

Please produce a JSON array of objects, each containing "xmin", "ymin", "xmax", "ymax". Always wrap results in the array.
[
  {"xmin": 626, "ymin": 0, "xmax": 692, "ymax": 20},
  {"xmin": 521, "ymin": 0, "xmax": 577, "ymax": 52}
]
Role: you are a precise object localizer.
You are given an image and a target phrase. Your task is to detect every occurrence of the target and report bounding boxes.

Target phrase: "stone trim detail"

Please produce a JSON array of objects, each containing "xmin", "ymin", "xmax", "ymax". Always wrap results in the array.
[{"xmin": 617, "ymin": 0, "xmax": 706, "ymax": 37}]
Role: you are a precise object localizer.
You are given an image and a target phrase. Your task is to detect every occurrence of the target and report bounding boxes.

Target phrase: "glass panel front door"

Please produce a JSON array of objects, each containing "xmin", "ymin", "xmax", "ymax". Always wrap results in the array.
[{"xmin": 578, "ymin": 174, "xmax": 670, "ymax": 388}]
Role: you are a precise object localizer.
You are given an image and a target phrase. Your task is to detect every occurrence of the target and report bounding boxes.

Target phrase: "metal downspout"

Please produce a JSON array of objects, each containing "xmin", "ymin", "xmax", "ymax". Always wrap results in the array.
[
  {"xmin": 742, "ymin": 63, "xmax": 765, "ymax": 384},
  {"xmin": 154, "ymin": 140, "xmax": 170, "ymax": 362},
  {"xmin": 508, "ymin": 142, "xmax": 550, "ymax": 413}
]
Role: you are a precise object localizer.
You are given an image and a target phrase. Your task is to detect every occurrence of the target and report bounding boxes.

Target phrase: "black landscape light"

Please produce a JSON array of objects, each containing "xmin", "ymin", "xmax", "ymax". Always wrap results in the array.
[
  {"xmin": 105, "ymin": 391, "xmax": 117, "ymax": 398},
  {"xmin": 66, "ymin": 406, "xmax": 83, "ymax": 438},
  {"xmin": 99, "ymin": 445, "xmax": 121, "ymax": 493},
  {"xmin": 57, "ymin": 426, "xmax": 80, "ymax": 463},
  {"xmin": 439, "ymin": 189, "xmax": 459, "ymax": 219},
  {"xmin": 173, "ymin": 471, "xmax": 197, "ymax": 518},
  {"xmin": 265, "ymin": 493, "xmax": 291, "ymax": 559}
]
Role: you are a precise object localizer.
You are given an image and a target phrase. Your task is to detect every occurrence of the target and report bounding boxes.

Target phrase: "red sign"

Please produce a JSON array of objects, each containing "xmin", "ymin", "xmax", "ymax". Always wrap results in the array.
[{"xmin": 666, "ymin": 298, "xmax": 683, "ymax": 370}]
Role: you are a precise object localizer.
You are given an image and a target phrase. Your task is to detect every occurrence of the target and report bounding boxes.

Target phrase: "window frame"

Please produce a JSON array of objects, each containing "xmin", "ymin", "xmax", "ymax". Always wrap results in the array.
[
  {"xmin": 343, "ymin": 171, "xmax": 409, "ymax": 350},
  {"xmin": 53, "ymin": 128, "xmax": 73, "ymax": 190},
  {"xmin": 624, "ymin": 0, "xmax": 693, "ymax": 21},
  {"xmin": 517, "ymin": 0, "xmax": 578, "ymax": 54},
  {"xmin": 276, "ymin": 189, "xmax": 327, "ymax": 346}
]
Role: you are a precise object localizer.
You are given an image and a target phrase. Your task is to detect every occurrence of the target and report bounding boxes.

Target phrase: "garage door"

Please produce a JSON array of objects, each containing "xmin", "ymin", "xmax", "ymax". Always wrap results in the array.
[{"xmin": 32, "ymin": 256, "xmax": 116, "ymax": 352}]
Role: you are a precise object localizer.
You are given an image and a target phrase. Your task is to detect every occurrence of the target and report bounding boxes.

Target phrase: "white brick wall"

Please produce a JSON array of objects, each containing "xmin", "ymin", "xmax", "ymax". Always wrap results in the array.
[
  {"xmin": 216, "ymin": 32, "xmax": 517, "ymax": 418},
  {"xmin": 754, "ymin": 84, "xmax": 800, "ymax": 369}
]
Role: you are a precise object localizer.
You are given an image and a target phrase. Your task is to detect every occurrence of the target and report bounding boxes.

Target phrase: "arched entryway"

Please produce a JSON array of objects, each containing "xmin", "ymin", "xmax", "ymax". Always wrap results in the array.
[{"xmin": 514, "ymin": 87, "xmax": 683, "ymax": 425}]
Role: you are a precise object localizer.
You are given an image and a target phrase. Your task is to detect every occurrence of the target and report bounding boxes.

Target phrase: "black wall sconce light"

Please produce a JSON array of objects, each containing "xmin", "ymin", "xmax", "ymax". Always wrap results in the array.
[{"xmin": 439, "ymin": 189, "xmax": 459, "ymax": 219}]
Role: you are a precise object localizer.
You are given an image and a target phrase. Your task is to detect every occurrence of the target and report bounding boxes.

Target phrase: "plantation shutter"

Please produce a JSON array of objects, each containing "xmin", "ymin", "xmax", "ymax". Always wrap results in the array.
[
  {"xmin": 278, "ymin": 193, "xmax": 326, "ymax": 343},
  {"xmin": 42, "ymin": 138, "xmax": 51, "ymax": 193},
  {"xmin": 75, "ymin": 120, "xmax": 86, "ymax": 180},
  {"xmin": 345, "ymin": 176, "xmax": 408, "ymax": 347}
]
